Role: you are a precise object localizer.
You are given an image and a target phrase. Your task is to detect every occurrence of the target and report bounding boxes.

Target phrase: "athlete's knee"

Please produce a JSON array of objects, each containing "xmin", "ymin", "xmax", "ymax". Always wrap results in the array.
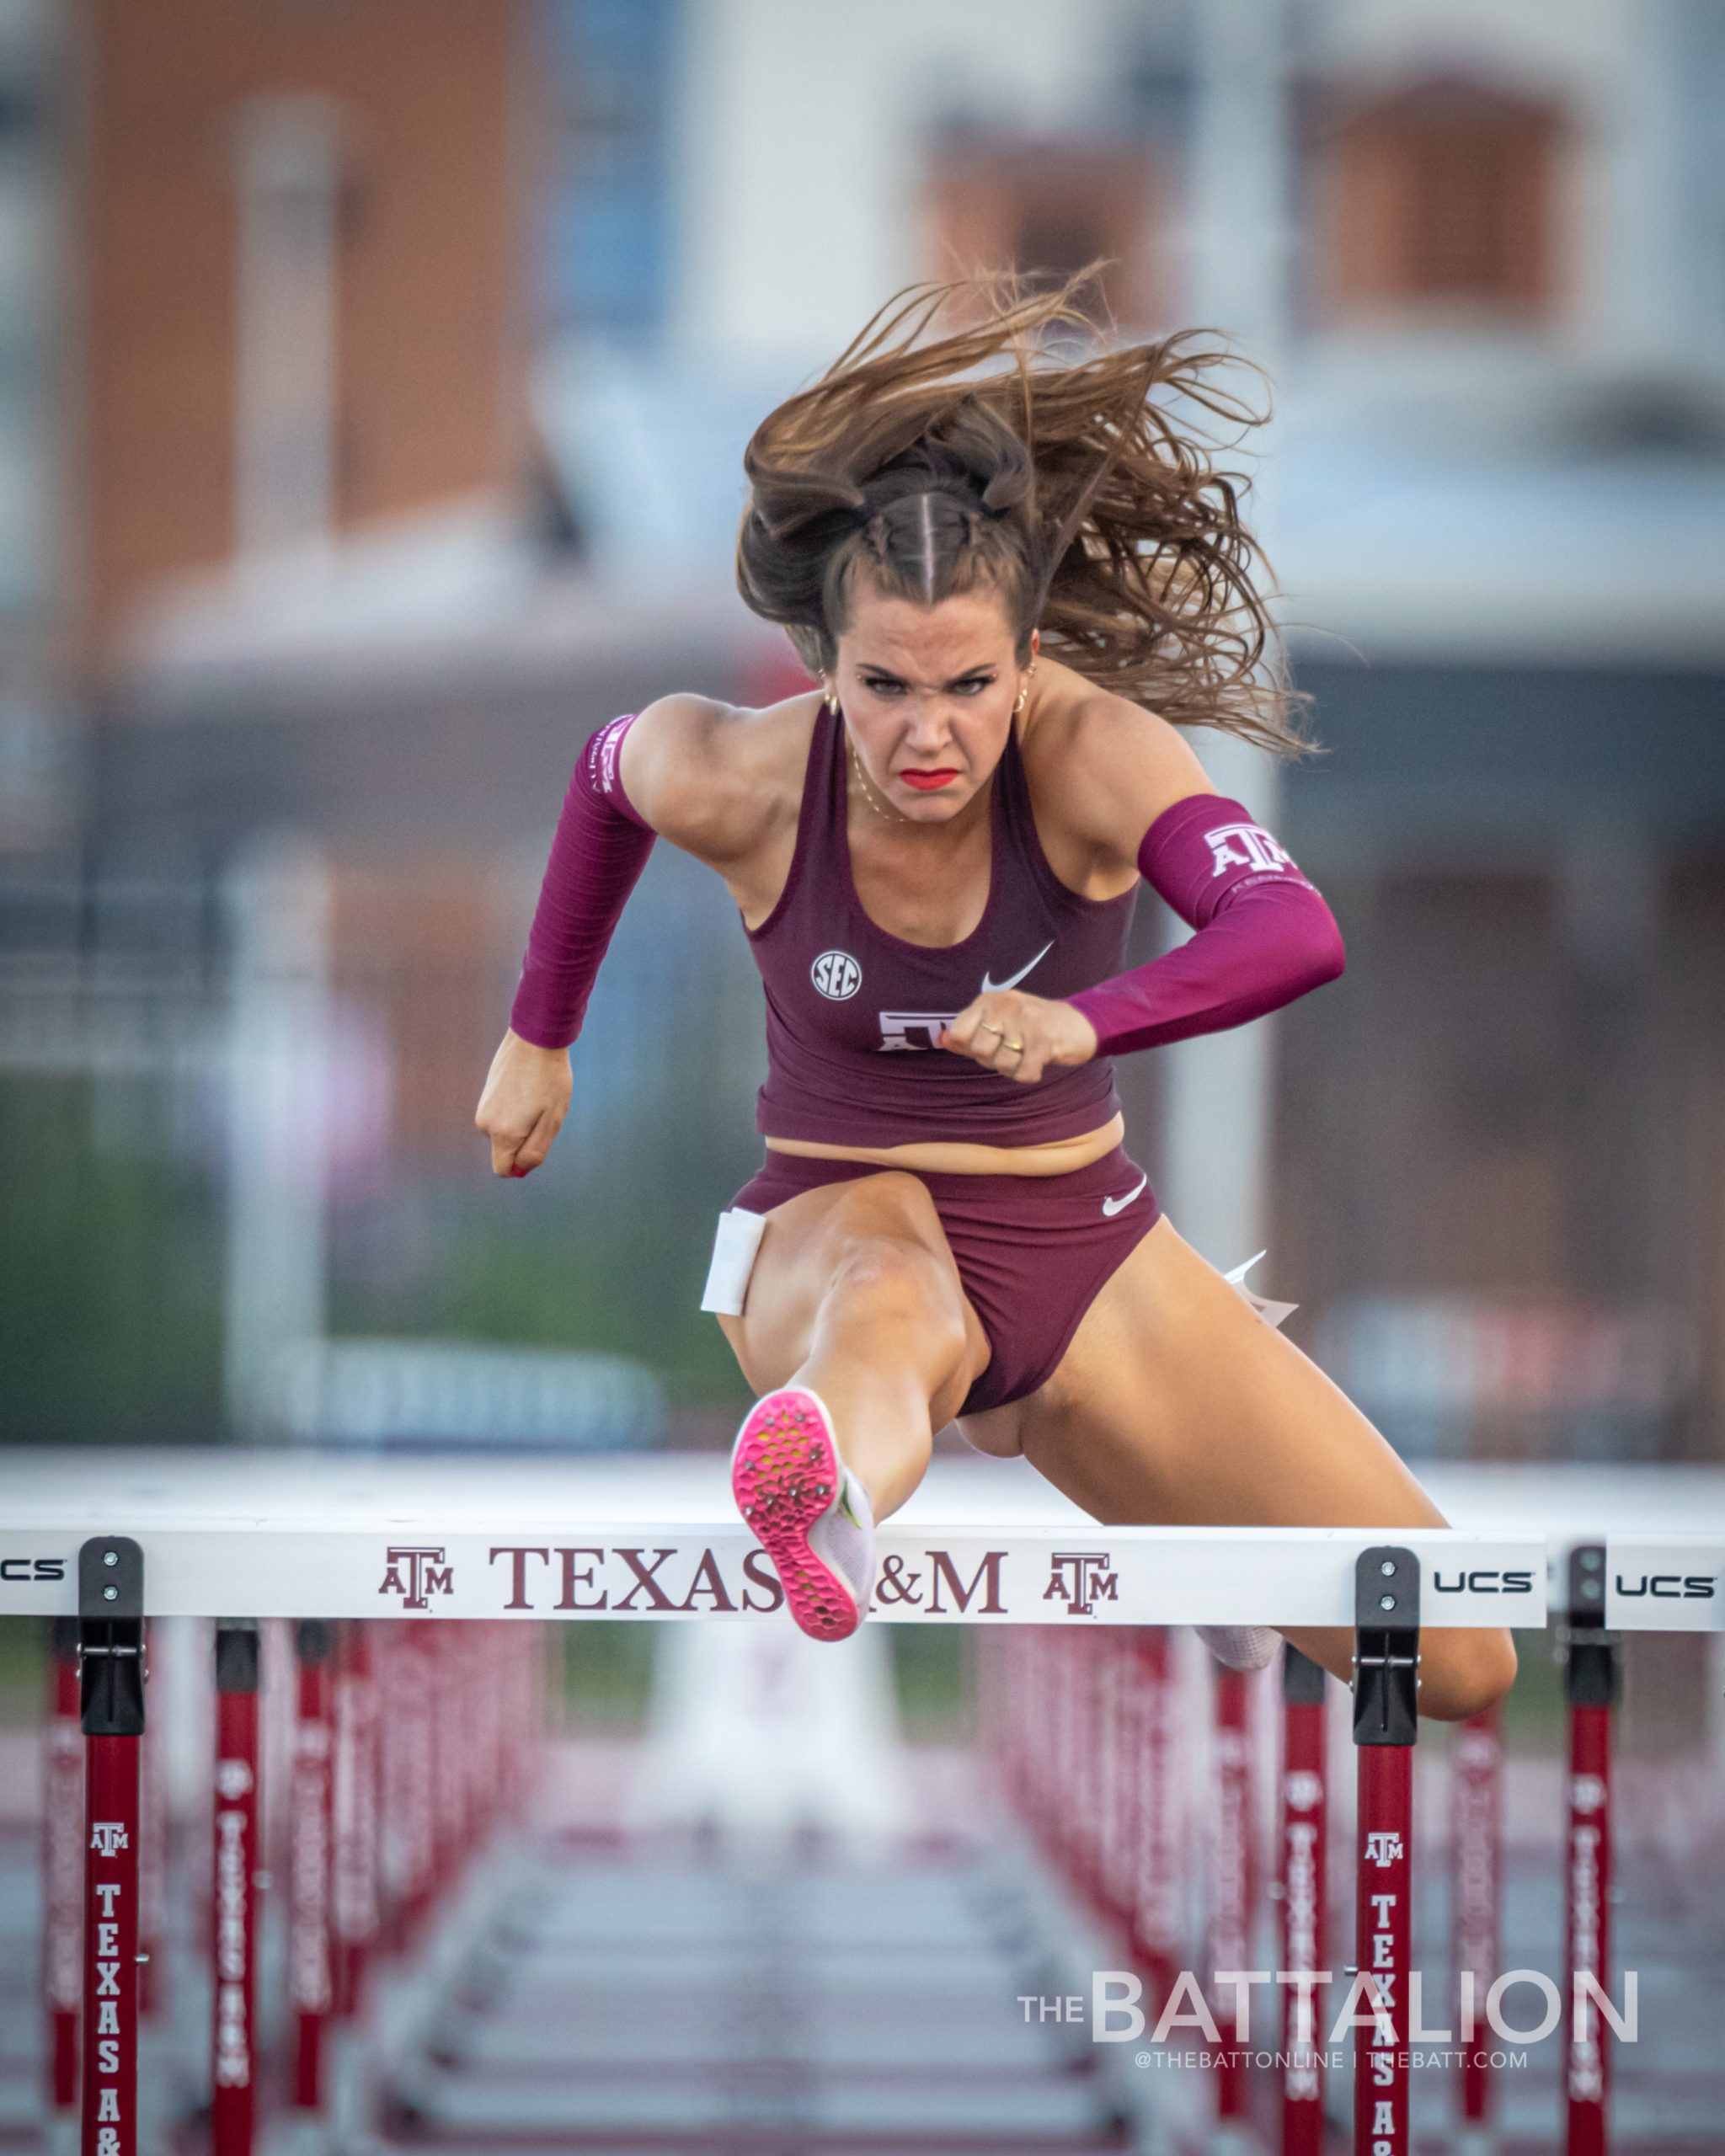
[
  {"xmin": 823, "ymin": 1234, "xmax": 964, "ymax": 1340},
  {"xmin": 1419, "ymin": 1627, "xmax": 1517, "ymax": 1722},
  {"xmin": 819, "ymin": 1176, "xmax": 952, "ymax": 1300}
]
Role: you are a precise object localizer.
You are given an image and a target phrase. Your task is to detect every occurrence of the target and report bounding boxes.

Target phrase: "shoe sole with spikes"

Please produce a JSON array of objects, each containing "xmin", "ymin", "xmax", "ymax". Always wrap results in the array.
[{"xmin": 730, "ymin": 1388, "xmax": 865, "ymax": 1642}]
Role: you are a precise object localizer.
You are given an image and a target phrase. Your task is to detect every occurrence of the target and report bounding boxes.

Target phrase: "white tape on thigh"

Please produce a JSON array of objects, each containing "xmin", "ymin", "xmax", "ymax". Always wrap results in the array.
[
  {"xmin": 1222, "ymin": 1249, "xmax": 1299, "ymax": 1331},
  {"xmin": 699, "ymin": 1207, "xmax": 768, "ymax": 1316}
]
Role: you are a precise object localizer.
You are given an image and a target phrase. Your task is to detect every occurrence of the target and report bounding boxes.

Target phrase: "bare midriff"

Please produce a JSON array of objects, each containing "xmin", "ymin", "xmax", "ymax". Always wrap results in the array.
[{"xmin": 763, "ymin": 1112, "xmax": 1125, "ymax": 1179}]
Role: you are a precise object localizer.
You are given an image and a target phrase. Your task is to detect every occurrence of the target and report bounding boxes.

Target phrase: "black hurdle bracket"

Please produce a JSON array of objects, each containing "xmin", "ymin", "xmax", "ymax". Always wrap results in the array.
[
  {"xmin": 1353, "ymin": 1545, "xmax": 1420, "ymax": 1746},
  {"xmin": 1561, "ymin": 1543, "xmax": 1620, "ymax": 1709},
  {"xmin": 1283, "ymin": 1641, "xmax": 1327, "ymax": 1706},
  {"xmin": 296, "ymin": 1619, "xmax": 334, "ymax": 1668},
  {"xmin": 78, "ymin": 1536, "xmax": 146, "ymax": 1737},
  {"xmin": 216, "ymin": 1620, "xmax": 262, "ymax": 1694}
]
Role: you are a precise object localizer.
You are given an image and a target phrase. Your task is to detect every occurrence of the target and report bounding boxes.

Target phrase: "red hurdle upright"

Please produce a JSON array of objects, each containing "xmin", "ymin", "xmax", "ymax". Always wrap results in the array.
[
  {"xmin": 1208, "ymin": 1664, "xmax": 1254, "ymax": 2124},
  {"xmin": 1450, "ymin": 1700, "xmax": 1502, "ymax": 2135},
  {"xmin": 77, "ymin": 1537, "xmax": 147, "ymax": 2156},
  {"xmin": 211, "ymin": 1621, "xmax": 261, "ymax": 2156},
  {"xmin": 43, "ymin": 1618, "xmax": 82, "ymax": 2121},
  {"xmin": 381, "ymin": 1622, "xmax": 437, "ymax": 1948},
  {"xmin": 137, "ymin": 1625, "xmax": 168, "ymax": 2024},
  {"xmin": 1562, "ymin": 1542, "xmax": 1619, "ymax": 2156},
  {"xmin": 1279, "ymin": 1645, "xmax": 1328, "ymax": 2156},
  {"xmin": 1095, "ymin": 1631, "xmax": 1144, "ymax": 1940},
  {"xmin": 288, "ymin": 1620, "xmax": 335, "ymax": 2115},
  {"xmin": 1126, "ymin": 1628, "xmax": 1183, "ymax": 2012},
  {"xmin": 330, "ymin": 1619, "xmax": 381, "ymax": 2021},
  {"xmin": 1353, "ymin": 1547, "xmax": 1419, "ymax": 2156}
]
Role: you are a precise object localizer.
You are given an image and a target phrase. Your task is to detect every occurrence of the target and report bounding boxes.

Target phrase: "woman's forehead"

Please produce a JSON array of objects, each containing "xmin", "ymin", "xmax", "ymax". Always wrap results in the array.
[{"xmin": 837, "ymin": 588, "xmax": 1017, "ymax": 672}]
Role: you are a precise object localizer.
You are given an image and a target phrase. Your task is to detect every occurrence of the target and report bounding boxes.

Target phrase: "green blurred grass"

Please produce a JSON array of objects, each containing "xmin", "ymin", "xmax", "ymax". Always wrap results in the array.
[
  {"xmin": 334, "ymin": 1185, "xmax": 752, "ymax": 1417},
  {"xmin": 0, "ymin": 1078, "xmax": 226, "ymax": 1446},
  {"xmin": 552, "ymin": 1621, "xmax": 973, "ymax": 1740},
  {"xmin": 892, "ymin": 1625, "xmax": 970, "ymax": 1738},
  {"xmin": 0, "ymin": 1621, "xmax": 46, "ymax": 1726},
  {"xmin": 557, "ymin": 1620, "xmax": 660, "ymax": 1732},
  {"xmin": 0, "ymin": 1073, "xmax": 758, "ymax": 1454}
]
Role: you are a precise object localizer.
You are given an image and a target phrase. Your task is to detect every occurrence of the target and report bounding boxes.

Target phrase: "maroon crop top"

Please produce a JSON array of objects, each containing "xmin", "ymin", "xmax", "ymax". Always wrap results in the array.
[
  {"xmin": 509, "ymin": 707, "xmax": 1343, "ymax": 1156},
  {"xmin": 745, "ymin": 701, "xmax": 1136, "ymax": 1148}
]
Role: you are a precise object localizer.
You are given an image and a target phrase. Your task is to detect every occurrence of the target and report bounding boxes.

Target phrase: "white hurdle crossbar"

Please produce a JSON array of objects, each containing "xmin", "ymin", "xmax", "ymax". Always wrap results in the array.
[
  {"xmin": 7, "ymin": 1449, "xmax": 1717, "ymax": 1629},
  {"xmin": 5, "ymin": 1448, "xmax": 1722, "ymax": 2156},
  {"xmin": 0, "ymin": 1445, "xmax": 1548, "ymax": 1626},
  {"xmin": 9, "ymin": 1519, "xmax": 1550, "ymax": 1626}
]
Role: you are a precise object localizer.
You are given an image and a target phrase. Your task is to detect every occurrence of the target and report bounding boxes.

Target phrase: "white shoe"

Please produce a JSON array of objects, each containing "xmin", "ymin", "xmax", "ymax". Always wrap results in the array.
[
  {"xmin": 730, "ymin": 1387, "xmax": 876, "ymax": 1642},
  {"xmin": 1196, "ymin": 1625, "xmax": 1279, "ymax": 1673}
]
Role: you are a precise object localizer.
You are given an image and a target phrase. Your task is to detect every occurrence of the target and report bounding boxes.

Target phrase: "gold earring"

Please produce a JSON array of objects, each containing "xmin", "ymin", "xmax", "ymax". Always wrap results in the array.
[
  {"xmin": 1012, "ymin": 656, "xmax": 1038, "ymax": 718},
  {"xmin": 823, "ymin": 679, "xmax": 841, "ymax": 717}
]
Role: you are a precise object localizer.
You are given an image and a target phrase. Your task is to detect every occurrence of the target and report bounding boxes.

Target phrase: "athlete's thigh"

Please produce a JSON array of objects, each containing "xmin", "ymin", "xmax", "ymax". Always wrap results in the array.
[
  {"xmin": 715, "ymin": 1170, "xmax": 991, "ymax": 1402},
  {"xmin": 1012, "ymin": 1214, "xmax": 1516, "ymax": 1710},
  {"xmin": 1014, "ymin": 1213, "xmax": 1447, "ymax": 1534}
]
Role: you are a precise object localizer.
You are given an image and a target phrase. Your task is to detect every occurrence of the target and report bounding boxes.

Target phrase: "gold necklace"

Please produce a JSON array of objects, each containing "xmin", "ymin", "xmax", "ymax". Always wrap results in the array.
[{"xmin": 845, "ymin": 727, "xmax": 913, "ymax": 825}]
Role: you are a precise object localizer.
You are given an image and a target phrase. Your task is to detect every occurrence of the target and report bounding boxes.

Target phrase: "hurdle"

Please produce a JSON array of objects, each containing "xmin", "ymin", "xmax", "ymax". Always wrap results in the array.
[
  {"xmin": 1448, "ymin": 1695, "xmax": 1501, "ymax": 2138},
  {"xmin": 1278, "ymin": 1644, "xmax": 1328, "ymax": 2156},
  {"xmin": 3, "ymin": 1447, "xmax": 1720, "ymax": 2156}
]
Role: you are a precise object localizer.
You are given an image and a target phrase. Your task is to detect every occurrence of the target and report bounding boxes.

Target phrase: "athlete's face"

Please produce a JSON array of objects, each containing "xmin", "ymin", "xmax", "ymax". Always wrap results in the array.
[{"xmin": 829, "ymin": 584, "xmax": 1037, "ymax": 824}]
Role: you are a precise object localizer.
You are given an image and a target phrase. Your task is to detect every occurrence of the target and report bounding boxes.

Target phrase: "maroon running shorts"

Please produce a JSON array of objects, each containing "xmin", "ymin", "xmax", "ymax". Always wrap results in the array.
[{"xmin": 725, "ymin": 1144, "xmax": 1161, "ymax": 1417}]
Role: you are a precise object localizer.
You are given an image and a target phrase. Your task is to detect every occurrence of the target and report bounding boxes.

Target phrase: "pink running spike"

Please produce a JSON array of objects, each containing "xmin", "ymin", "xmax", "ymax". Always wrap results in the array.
[{"xmin": 730, "ymin": 1389, "xmax": 868, "ymax": 1642}]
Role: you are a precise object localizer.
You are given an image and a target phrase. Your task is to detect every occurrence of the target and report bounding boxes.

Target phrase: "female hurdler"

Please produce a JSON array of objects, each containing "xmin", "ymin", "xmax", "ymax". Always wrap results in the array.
[{"xmin": 477, "ymin": 283, "xmax": 1514, "ymax": 1721}]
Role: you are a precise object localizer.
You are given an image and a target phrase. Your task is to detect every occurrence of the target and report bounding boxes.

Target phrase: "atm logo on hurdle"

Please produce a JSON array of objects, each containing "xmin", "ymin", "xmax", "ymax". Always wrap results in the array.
[
  {"xmin": 1044, "ymin": 1551, "xmax": 1119, "ymax": 1618},
  {"xmin": 379, "ymin": 1546, "xmax": 454, "ymax": 1609}
]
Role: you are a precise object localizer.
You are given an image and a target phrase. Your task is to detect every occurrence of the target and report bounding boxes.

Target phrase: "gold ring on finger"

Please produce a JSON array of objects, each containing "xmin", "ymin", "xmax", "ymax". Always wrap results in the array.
[{"xmin": 1003, "ymin": 1038, "xmax": 1025, "ymax": 1054}]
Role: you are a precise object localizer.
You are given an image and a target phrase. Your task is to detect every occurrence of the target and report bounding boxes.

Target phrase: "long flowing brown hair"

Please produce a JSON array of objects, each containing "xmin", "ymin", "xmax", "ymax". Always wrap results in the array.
[{"xmin": 735, "ymin": 274, "xmax": 1309, "ymax": 756}]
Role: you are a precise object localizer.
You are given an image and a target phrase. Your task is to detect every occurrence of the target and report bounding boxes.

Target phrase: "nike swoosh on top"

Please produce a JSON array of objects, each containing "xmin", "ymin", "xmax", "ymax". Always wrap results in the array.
[
  {"xmin": 980, "ymin": 941, "xmax": 1053, "ymax": 995},
  {"xmin": 1101, "ymin": 1172, "xmax": 1150, "ymax": 1218}
]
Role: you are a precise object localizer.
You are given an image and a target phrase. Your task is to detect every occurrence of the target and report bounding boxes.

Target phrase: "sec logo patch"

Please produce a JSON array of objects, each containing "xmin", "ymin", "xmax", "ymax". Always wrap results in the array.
[{"xmin": 811, "ymin": 949, "xmax": 862, "ymax": 1000}]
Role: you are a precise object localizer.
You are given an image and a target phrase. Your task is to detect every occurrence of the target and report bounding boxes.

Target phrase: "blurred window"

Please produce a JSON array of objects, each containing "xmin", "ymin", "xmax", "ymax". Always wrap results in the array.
[
  {"xmin": 0, "ymin": 35, "xmax": 48, "ymax": 616},
  {"xmin": 542, "ymin": 0, "xmax": 681, "ymax": 344},
  {"xmin": 232, "ymin": 94, "xmax": 344, "ymax": 555},
  {"xmin": 1312, "ymin": 78, "xmax": 1565, "ymax": 323},
  {"xmin": 924, "ymin": 136, "xmax": 1163, "ymax": 328}
]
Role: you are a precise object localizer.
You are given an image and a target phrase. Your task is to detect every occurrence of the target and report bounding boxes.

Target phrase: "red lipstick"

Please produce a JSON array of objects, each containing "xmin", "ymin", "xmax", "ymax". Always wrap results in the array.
[{"xmin": 900, "ymin": 769, "xmax": 959, "ymax": 791}]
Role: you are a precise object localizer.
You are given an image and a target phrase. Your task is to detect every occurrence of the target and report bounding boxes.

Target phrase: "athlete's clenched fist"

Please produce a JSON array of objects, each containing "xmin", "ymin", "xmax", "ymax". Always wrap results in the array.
[
  {"xmin": 939, "ymin": 992, "xmax": 1099, "ymax": 1085},
  {"xmin": 474, "ymin": 1029, "xmax": 573, "ymax": 1177}
]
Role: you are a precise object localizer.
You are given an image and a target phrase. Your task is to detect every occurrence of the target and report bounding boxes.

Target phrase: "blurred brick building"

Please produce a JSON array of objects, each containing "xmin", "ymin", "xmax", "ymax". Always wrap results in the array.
[
  {"xmin": 57, "ymin": 0, "xmax": 546, "ymax": 1186},
  {"xmin": 72, "ymin": 0, "xmax": 528, "ymax": 674}
]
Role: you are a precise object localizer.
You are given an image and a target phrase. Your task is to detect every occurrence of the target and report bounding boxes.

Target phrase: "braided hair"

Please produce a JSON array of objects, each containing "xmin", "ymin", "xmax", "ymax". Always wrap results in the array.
[{"xmin": 735, "ymin": 275, "xmax": 1308, "ymax": 755}]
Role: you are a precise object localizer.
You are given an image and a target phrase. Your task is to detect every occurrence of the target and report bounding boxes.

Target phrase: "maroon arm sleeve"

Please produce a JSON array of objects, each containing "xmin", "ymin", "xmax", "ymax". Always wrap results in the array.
[
  {"xmin": 508, "ymin": 715, "xmax": 655, "ymax": 1050},
  {"xmin": 1065, "ymin": 792, "xmax": 1345, "ymax": 1058}
]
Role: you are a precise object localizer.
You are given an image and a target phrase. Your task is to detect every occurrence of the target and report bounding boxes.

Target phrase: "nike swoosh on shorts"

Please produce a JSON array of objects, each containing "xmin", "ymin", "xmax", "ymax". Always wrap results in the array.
[
  {"xmin": 1102, "ymin": 1171, "xmax": 1149, "ymax": 1218},
  {"xmin": 980, "ymin": 940, "xmax": 1053, "ymax": 995}
]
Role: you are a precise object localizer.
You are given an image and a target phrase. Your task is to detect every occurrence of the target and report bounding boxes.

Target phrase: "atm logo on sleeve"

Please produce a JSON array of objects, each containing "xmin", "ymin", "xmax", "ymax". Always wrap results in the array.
[{"xmin": 1204, "ymin": 822, "xmax": 1300, "ymax": 878}]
